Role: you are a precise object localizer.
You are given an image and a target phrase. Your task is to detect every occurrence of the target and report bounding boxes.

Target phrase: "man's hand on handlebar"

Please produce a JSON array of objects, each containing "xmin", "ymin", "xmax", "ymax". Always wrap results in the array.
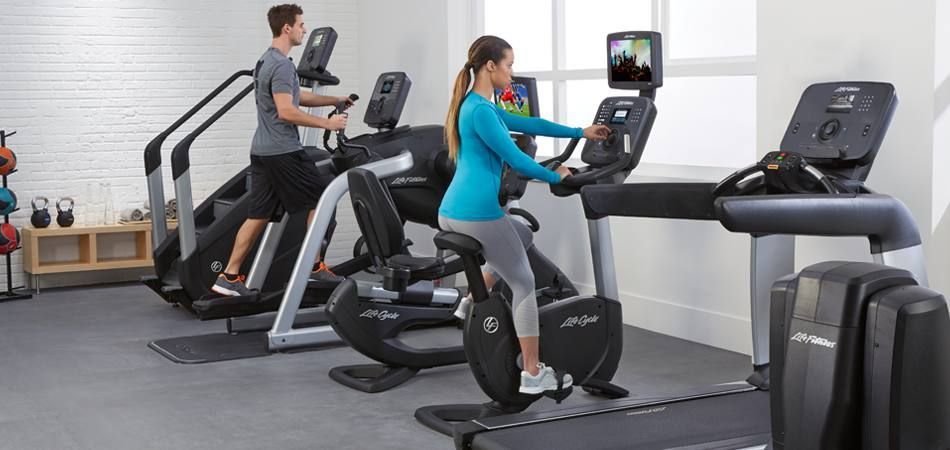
[
  {"xmin": 337, "ymin": 95, "xmax": 356, "ymax": 110},
  {"xmin": 583, "ymin": 124, "xmax": 610, "ymax": 141},
  {"xmin": 326, "ymin": 113, "xmax": 348, "ymax": 131}
]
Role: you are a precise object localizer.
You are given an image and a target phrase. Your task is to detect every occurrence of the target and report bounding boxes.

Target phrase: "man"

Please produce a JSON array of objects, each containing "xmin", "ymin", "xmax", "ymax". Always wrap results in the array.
[{"xmin": 213, "ymin": 4, "xmax": 354, "ymax": 296}]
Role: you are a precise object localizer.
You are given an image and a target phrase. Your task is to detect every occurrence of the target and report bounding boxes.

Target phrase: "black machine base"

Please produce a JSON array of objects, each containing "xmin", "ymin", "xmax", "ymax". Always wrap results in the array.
[
  {"xmin": 226, "ymin": 307, "xmax": 330, "ymax": 334},
  {"xmin": 148, "ymin": 330, "xmax": 344, "ymax": 364},
  {"xmin": 746, "ymin": 363, "xmax": 770, "ymax": 391},
  {"xmin": 0, "ymin": 290, "xmax": 32, "ymax": 302},
  {"xmin": 415, "ymin": 403, "xmax": 520, "ymax": 437},
  {"xmin": 191, "ymin": 279, "xmax": 339, "ymax": 320},
  {"xmin": 328, "ymin": 363, "xmax": 420, "ymax": 393},
  {"xmin": 416, "ymin": 387, "xmax": 575, "ymax": 438},
  {"xmin": 148, "ymin": 331, "xmax": 271, "ymax": 364},
  {"xmin": 581, "ymin": 378, "xmax": 629, "ymax": 398}
]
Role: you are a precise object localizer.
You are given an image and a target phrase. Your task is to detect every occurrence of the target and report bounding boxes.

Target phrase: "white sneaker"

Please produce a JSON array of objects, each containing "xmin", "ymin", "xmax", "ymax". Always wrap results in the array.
[
  {"xmin": 453, "ymin": 296, "xmax": 473, "ymax": 320},
  {"xmin": 519, "ymin": 363, "xmax": 573, "ymax": 394}
]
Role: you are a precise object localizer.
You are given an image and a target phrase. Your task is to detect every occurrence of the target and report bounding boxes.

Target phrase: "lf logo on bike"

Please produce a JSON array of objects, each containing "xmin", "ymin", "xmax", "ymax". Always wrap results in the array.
[
  {"xmin": 210, "ymin": 261, "xmax": 223, "ymax": 273},
  {"xmin": 483, "ymin": 316, "xmax": 499, "ymax": 334}
]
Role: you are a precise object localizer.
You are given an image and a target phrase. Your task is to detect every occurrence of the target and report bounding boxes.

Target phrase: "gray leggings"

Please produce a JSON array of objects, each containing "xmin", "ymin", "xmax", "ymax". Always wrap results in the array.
[{"xmin": 439, "ymin": 215, "xmax": 538, "ymax": 337}]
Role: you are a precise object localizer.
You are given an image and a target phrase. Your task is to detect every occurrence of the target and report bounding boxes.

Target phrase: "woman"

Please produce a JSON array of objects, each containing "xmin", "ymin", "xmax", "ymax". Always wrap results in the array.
[{"xmin": 439, "ymin": 35, "xmax": 609, "ymax": 394}]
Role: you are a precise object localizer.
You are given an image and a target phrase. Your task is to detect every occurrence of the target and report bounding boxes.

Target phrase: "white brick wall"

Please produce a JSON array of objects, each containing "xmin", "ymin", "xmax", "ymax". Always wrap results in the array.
[{"xmin": 0, "ymin": 0, "xmax": 362, "ymax": 289}]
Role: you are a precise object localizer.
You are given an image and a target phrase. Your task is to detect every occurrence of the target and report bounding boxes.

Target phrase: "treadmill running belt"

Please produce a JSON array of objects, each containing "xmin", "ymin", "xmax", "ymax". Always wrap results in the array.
[{"xmin": 471, "ymin": 390, "xmax": 770, "ymax": 450}]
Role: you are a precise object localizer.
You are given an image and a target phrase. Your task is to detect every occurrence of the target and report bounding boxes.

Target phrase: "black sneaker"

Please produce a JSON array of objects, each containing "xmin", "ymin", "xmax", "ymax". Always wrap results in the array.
[
  {"xmin": 311, "ymin": 262, "xmax": 344, "ymax": 283},
  {"xmin": 211, "ymin": 274, "xmax": 252, "ymax": 297}
]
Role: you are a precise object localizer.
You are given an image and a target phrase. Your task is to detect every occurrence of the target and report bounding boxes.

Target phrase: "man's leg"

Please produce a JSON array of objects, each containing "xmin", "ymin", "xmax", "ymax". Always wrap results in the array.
[
  {"xmin": 270, "ymin": 151, "xmax": 340, "ymax": 280},
  {"xmin": 212, "ymin": 154, "xmax": 277, "ymax": 297},
  {"xmin": 309, "ymin": 208, "xmax": 341, "ymax": 280},
  {"xmin": 224, "ymin": 217, "xmax": 269, "ymax": 275}
]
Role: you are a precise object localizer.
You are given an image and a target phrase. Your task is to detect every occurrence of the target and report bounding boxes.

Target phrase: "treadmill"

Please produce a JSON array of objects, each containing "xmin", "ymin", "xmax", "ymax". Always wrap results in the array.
[{"xmin": 451, "ymin": 82, "xmax": 935, "ymax": 449}]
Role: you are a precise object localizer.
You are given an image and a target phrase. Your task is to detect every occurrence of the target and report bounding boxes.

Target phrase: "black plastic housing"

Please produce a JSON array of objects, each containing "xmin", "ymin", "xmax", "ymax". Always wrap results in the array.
[{"xmin": 770, "ymin": 262, "xmax": 950, "ymax": 449}]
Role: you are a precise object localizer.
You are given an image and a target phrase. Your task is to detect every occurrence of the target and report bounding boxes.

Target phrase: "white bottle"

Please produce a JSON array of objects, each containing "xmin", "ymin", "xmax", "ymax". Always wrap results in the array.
[{"xmin": 102, "ymin": 181, "xmax": 115, "ymax": 225}]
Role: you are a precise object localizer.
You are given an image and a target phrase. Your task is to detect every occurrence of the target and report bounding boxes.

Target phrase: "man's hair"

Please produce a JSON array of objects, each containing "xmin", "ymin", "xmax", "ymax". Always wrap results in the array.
[{"xmin": 268, "ymin": 4, "xmax": 303, "ymax": 38}]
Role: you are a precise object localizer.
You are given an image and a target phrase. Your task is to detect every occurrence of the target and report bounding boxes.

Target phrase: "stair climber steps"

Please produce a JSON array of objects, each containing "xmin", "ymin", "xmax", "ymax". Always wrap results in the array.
[
  {"xmin": 213, "ymin": 197, "xmax": 240, "ymax": 220},
  {"xmin": 195, "ymin": 224, "xmax": 211, "ymax": 237}
]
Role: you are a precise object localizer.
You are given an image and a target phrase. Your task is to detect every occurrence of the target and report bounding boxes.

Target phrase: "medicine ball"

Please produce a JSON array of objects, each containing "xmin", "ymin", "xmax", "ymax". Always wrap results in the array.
[
  {"xmin": 0, "ymin": 147, "xmax": 16, "ymax": 176},
  {"xmin": 0, "ymin": 223, "xmax": 20, "ymax": 254},
  {"xmin": 0, "ymin": 188, "xmax": 16, "ymax": 216}
]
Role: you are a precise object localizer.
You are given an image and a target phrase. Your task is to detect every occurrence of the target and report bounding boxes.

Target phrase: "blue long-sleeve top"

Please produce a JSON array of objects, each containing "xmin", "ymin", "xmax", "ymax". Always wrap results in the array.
[{"xmin": 439, "ymin": 91, "xmax": 583, "ymax": 221}]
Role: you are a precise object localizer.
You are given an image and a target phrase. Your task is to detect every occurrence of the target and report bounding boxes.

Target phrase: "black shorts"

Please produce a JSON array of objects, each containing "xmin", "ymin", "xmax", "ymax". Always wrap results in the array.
[{"xmin": 248, "ymin": 149, "xmax": 330, "ymax": 219}]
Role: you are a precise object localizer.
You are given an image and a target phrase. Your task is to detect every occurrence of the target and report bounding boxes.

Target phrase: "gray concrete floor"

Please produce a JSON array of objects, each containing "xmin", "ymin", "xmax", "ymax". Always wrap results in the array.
[{"xmin": 0, "ymin": 283, "xmax": 751, "ymax": 449}]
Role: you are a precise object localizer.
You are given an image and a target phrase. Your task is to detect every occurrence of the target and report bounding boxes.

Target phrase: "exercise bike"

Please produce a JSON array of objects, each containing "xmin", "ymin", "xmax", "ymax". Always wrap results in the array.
[{"xmin": 415, "ymin": 90, "xmax": 659, "ymax": 434}]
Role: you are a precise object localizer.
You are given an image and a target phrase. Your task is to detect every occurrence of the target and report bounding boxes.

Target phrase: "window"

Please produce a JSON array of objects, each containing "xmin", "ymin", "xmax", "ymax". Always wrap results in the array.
[{"xmin": 480, "ymin": 0, "xmax": 757, "ymax": 170}]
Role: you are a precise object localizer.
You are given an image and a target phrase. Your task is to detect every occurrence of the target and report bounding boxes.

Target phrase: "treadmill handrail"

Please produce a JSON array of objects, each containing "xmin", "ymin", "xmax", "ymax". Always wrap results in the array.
[
  {"xmin": 581, "ymin": 182, "xmax": 719, "ymax": 221},
  {"xmin": 170, "ymin": 81, "xmax": 256, "ymax": 260},
  {"xmin": 715, "ymin": 193, "xmax": 921, "ymax": 254},
  {"xmin": 144, "ymin": 69, "xmax": 253, "ymax": 250}
]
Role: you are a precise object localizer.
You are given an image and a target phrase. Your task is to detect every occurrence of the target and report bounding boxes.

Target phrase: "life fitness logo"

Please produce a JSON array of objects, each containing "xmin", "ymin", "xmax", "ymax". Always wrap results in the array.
[
  {"xmin": 210, "ymin": 261, "xmax": 223, "ymax": 273},
  {"xmin": 483, "ymin": 316, "xmax": 500, "ymax": 334},
  {"xmin": 789, "ymin": 332, "xmax": 837, "ymax": 349}
]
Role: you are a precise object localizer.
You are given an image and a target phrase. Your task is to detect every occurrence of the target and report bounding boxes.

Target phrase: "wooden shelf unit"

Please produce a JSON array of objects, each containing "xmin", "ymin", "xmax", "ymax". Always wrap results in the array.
[{"xmin": 22, "ymin": 222, "xmax": 164, "ymax": 276}]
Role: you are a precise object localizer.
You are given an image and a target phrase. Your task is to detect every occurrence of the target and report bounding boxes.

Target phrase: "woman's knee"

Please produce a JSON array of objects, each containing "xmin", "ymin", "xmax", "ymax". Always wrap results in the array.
[{"xmin": 508, "ymin": 276, "xmax": 535, "ymax": 309}]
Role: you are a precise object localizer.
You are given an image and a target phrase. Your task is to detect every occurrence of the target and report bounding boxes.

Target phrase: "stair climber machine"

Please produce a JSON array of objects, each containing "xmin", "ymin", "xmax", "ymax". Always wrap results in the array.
[
  {"xmin": 441, "ymin": 80, "xmax": 950, "ymax": 449},
  {"xmin": 142, "ymin": 26, "xmax": 345, "ymax": 318},
  {"xmin": 320, "ymin": 76, "xmax": 580, "ymax": 394},
  {"xmin": 186, "ymin": 71, "xmax": 454, "ymax": 322},
  {"xmin": 149, "ymin": 64, "xmax": 473, "ymax": 362},
  {"xmin": 415, "ymin": 30, "xmax": 663, "ymax": 438}
]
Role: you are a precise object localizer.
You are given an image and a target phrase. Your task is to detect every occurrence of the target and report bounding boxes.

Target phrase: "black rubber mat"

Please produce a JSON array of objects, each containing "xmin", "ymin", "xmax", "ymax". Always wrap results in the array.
[{"xmin": 148, "ymin": 332, "xmax": 271, "ymax": 364}]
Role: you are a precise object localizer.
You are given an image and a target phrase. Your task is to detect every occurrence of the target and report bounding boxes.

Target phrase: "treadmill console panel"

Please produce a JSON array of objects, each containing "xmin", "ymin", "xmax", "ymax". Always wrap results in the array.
[
  {"xmin": 582, "ymin": 96, "xmax": 656, "ymax": 168},
  {"xmin": 364, "ymin": 72, "xmax": 412, "ymax": 130},
  {"xmin": 781, "ymin": 82, "xmax": 896, "ymax": 180}
]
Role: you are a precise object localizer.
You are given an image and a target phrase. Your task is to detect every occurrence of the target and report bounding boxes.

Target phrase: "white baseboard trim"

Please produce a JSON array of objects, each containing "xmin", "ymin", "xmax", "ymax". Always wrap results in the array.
[{"xmin": 574, "ymin": 281, "xmax": 753, "ymax": 356}]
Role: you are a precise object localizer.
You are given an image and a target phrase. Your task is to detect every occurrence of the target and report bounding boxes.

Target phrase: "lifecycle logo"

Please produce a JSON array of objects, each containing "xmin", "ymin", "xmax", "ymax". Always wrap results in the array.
[
  {"xmin": 359, "ymin": 309, "xmax": 401, "ymax": 321},
  {"xmin": 483, "ymin": 316, "xmax": 499, "ymax": 334},
  {"xmin": 210, "ymin": 261, "xmax": 223, "ymax": 273},
  {"xmin": 560, "ymin": 314, "xmax": 600, "ymax": 329}
]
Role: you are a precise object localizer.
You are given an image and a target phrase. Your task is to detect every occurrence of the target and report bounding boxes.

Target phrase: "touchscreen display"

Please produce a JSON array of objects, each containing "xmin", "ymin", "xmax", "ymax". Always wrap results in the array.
[
  {"xmin": 610, "ymin": 109, "xmax": 630, "ymax": 124},
  {"xmin": 494, "ymin": 81, "xmax": 533, "ymax": 117},
  {"xmin": 609, "ymin": 38, "xmax": 653, "ymax": 83}
]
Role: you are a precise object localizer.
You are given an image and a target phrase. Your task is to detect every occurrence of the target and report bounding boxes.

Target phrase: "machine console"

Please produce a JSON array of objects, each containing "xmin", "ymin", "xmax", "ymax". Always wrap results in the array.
[
  {"xmin": 493, "ymin": 76, "xmax": 540, "ymax": 119},
  {"xmin": 582, "ymin": 97, "xmax": 656, "ymax": 168},
  {"xmin": 781, "ymin": 82, "xmax": 897, "ymax": 181},
  {"xmin": 364, "ymin": 72, "xmax": 412, "ymax": 130},
  {"xmin": 296, "ymin": 27, "xmax": 338, "ymax": 86}
]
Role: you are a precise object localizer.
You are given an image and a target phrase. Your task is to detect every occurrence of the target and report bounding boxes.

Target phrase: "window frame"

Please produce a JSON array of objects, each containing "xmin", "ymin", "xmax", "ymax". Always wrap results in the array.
[{"xmin": 473, "ymin": 0, "xmax": 757, "ymax": 179}]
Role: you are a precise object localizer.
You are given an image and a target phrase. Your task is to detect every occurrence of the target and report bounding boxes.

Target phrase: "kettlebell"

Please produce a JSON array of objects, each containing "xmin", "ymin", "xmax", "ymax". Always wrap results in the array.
[
  {"xmin": 56, "ymin": 197, "xmax": 75, "ymax": 227},
  {"xmin": 30, "ymin": 196, "xmax": 51, "ymax": 228}
]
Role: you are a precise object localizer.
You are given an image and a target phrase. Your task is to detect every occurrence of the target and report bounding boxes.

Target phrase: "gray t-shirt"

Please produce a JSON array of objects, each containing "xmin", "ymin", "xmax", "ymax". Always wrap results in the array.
[{"xmin": 250, "ymin": 47, "xmax": 303, "ymax": 156}]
